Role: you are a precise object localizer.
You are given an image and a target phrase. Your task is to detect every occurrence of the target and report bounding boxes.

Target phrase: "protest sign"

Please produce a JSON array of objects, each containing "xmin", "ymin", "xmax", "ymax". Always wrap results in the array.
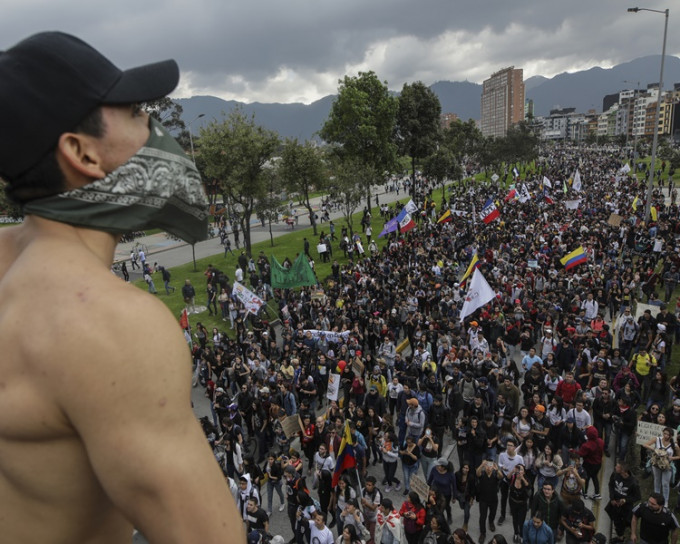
[
  {"xmin": 636, "ymin": 420, "xmax": 677, "ymax": 445},
  {"xmin": 281, "ymin": 416, "xmax": 301, "ymax": 439},
  {"xmin": 607, "ymin": 213, "xmax": 623, "ymax": 227},
  {"xmin": 410, "ymin": 474, "xmax": 430, "ymax": 503},
  {"xmin": 326, "ymin": 373, "xmax": 340, "ymax": 401}
]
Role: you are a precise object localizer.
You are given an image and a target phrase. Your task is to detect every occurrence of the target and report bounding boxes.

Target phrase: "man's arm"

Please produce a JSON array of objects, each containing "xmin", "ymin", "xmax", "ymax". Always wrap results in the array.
[
  {"xmin": 54, "ymin": 292, "xmax": 244, "ymax": 543},
  {"xmin": 630, "ymin": 511, "xmax": 639, "ymax": 543}
]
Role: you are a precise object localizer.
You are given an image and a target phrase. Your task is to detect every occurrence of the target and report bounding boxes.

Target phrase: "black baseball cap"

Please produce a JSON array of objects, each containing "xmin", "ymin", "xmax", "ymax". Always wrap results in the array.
[{"xmin": 0, "ymin": 31, "xmax": 179, "ymax": 179}]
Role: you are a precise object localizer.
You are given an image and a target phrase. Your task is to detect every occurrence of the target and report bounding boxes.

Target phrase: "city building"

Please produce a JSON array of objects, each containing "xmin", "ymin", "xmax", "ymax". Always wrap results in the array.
[
  {"xmin": 480, "ymin": 67, "xmax": 525, "ymax": 138},
  {"xmin": 440, "ymin": 112, "xmax": 459, "ymax": 129}
]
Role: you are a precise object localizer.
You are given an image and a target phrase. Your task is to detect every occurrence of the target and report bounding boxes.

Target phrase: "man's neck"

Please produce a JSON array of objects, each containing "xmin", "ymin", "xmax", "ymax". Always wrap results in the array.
[{"xmin": 22, "ymin": 215, "xmax": 118, "ymax": 265}]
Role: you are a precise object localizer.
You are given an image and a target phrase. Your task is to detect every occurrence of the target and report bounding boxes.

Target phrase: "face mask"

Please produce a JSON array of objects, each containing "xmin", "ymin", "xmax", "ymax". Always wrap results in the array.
[{"xmin": 24, "ymin": 118, "xmax": 209, "ymax": 244}]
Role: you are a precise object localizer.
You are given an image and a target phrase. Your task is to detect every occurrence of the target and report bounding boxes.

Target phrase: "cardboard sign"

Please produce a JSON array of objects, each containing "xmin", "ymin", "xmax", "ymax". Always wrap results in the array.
[
  {"xmin": 352, "ymin": 358, "xmax": 365, "ymax": 376},
  {"xmin": 636, "ymin": 420, "xmax": 678, "ymax": 445},
  {"xmin": 607, "ymin": 213, "xmax": 623, "ymax": 227},
  {"xmin": 281, "ymin": 416, "xmax": 301, "ymax": 439},
  {"xmin": 410, "ymin": 474, "xmax": 430, "ymax": 504}
]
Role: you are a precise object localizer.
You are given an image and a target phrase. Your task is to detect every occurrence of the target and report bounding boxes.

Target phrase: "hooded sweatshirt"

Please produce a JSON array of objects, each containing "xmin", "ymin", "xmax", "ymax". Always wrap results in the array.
[
  {"xmin": 238, "ymin": 474, "xmax": 260, "ymax": 518},
  {"xmin": 576, "ymin": 426, "xmax": 604, "ymax": 465},
  {"xmin": 405, "ymin": 401, "xmax": 425, "ymax": 437}
]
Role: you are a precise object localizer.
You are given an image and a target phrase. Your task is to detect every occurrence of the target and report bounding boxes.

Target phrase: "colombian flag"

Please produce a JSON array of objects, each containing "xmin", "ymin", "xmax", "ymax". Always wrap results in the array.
[
  {"xmin": 460, "ymin": 252, "xmax": 480, "ymax": 288},
  {"xmin": 560, "ymin": 246, "xmax": 587, "ymax": 271},
  {"xmin": 632, "ymin": 196, "xmax": 640, "ymax": 211},
  {"xmin": 437, "ymin": 209, "xmax": 452, "ymax": 223},
  {"xmin": 331, "ymin": 420, "xmax": 356, "ymax": 486}
]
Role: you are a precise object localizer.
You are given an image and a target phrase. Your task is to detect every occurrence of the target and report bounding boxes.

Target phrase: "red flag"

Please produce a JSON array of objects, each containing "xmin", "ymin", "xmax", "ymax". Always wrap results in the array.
[{"xmin": 179, "ymin": 308, "xmax": 189, "ymax": 330}]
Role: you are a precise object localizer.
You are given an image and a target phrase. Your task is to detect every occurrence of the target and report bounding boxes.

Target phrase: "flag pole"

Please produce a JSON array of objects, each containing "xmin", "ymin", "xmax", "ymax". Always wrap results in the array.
[{"xmin": 355, "ymin": 467, "xmax": 363, "ymax": 498}]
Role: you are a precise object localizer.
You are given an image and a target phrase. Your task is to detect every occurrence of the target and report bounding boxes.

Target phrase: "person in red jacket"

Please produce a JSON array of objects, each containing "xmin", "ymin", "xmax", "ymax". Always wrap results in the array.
[
  {"xmin": 574, "ymin": 426, "xmax": 604, "ymax": 500},
  {"xmin": 399, "ymin": 491, "xmax": 427, "ymax": 544},
  {"xmin": 555, "ymin": 372, "xmax": 582, "ymax": 409}
]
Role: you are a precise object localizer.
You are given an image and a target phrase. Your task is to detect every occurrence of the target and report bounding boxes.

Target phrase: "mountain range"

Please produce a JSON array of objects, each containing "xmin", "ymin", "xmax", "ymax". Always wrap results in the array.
[{"xmin": 176, "ymin": 55, "xmax": 680, "ymax": 141}]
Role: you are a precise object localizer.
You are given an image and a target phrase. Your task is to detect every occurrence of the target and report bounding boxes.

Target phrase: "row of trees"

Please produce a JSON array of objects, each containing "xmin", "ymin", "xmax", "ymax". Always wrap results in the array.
[{"xmin": 187, "ymin": 71, "xmax": 540, "ymax": 255}]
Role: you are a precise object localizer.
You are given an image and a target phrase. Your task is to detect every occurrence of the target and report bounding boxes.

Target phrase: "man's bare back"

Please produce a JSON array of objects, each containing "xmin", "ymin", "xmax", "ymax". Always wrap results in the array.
[{"xmin": 0, "ymin": 218, "xmax": 241, "ymax": 542}]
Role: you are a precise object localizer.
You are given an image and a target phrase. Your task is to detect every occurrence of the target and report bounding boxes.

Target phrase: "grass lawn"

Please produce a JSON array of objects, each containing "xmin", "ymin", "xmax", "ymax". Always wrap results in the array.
[{"xmin": 134, "ymin": 190, "xmax": 439, "ymax": 332}]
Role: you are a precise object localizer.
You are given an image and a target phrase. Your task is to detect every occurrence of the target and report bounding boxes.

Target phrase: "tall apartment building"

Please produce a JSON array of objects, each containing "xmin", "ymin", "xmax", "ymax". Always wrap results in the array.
[{"xmin": 480, "ymin": 67, "xmax": 525, "ymax": 138}]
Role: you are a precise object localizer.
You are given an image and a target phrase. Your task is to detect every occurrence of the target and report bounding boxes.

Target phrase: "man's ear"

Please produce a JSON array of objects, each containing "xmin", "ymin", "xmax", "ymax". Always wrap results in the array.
[{"xmin": 55, "ymin": 131, "xmax": 107, "ymax": 183}]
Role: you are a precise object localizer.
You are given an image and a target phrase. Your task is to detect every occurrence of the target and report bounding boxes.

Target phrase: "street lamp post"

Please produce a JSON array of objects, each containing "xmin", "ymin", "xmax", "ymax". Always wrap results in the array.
[
  {"xmin": 186, "ymin": 113, "xmax": 204, "ymax": 271},
  {"xmin": 627, "ymin": 7, "xmax": 669, "ymax": 222},
  {"xmin": 187, "ymin": 113, "xmax": 205, "ymax": 163}
]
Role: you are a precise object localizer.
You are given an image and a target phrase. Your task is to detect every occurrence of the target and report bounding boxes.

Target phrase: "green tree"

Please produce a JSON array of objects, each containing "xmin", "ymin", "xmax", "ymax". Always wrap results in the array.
[
  {"xmin": 476, "ymin": 137, "xmax": 502, "ymax": 179},
  {"xmin": 584, "ymin": 131, "xmax": 597, "ymax": 146},
  {"xmin": 319, "ymin": 71, "xmax": 398, "ymax": 208},
  {"xmin": 442, "ymin": 119, "xmax": 484, "ymax": 165},
  {"xmin": 330, "ymin": 157, "xmax": 369, "ymax": 235},
  {"xmin": 198, "ymin": 110, "xmax": 279, "ymax": 256},
  {"xmin": 596, "ymin": 134, "xmax": 610, "ymax": 146},
  {"xmin": 422, "ymin": 147, "xmax": 461, "ymax": 199},
  {"xmin": 279, "ymin": 139, "xmax": 328, "ymax": 236},
  {"xmin": 255, "ymin": 165, "xmax": 286, "ymax": 247},
  {"xmin": 0, "ymin": 180, "xmax": 23, "ymax": 220},
  {"xmin": 143, "ymin": 98, "xmax": 189, "ymax": 148},
  {"xmin": 498, "ymin": 121, "xmax": 539, "ymax": 165},
  {"xmin": 395, "ymin": 81, "xmax": 441, "ymax": 183}
]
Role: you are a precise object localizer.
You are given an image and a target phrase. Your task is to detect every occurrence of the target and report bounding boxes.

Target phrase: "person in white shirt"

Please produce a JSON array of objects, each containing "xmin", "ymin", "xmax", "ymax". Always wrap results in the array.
[
  {"xmin": 566, "ymin": 399, "xmax": 592, "ymax": 430},
  {"xmin": 498, "ymin": 439, "xmax": 524, "ymax": 525},
  {"xmin": 308, "ymin": 510, "xmax": 334, "ymax": 544},
  {"xmin": 581, "ymin": 293, "xmax": 599, "ymax": 321}
]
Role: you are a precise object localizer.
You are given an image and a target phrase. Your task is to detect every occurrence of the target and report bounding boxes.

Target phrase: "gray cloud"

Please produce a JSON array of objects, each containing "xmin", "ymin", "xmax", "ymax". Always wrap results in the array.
[{"xmin": 1, "ymin": 0, "xmax": 676, "ymax": 103}]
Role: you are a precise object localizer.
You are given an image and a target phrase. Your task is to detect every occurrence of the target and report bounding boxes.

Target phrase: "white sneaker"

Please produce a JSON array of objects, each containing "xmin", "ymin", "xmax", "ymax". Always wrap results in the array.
[{"xmin": 279, "ymin": 504, "xmax": 285, "ymax": 512}]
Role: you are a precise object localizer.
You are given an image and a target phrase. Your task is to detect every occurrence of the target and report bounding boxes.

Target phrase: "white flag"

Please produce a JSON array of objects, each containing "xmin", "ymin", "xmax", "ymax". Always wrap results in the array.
[
  {"xmin": 460, "ymin": 269, "xmax": 496, "ymax": 322},
  {"xmin": 542, "ymin": 176, "xmax": 552, "ymax": 188},
  {"xmin": 620, "ymin": 163, "xmax": 631, "ymax": 174},
  {"xmin": 518, "ymin": 184, "xmax": 531, "ymax": 203},
  {"xmin": 564, "ymin": 200, "xmax": 581, "ymax": 210},
  {"xmin": 573, "ymin": 169, "xmax": 582, "ymax": 192},
  {"xmin": 404, "ymin": 199, "xmax": 418, "ymax": 214},
  {"xmin": 232, "ymin": 281, "xmax": 265, "ymax": 315}
]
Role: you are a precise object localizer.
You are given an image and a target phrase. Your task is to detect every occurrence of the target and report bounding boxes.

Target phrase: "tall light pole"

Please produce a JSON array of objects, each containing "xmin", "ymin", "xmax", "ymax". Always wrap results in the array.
[
  {"xmin": 186, "ymin": 113, "xmax": 205, "ymax": 271},
  {"xmin": 187, "ymin": 113, "xmax": 205, "ymax": 163},
  {"xmin": 627, "ymin": 7, "xmax": 669, "ymax": 221}
]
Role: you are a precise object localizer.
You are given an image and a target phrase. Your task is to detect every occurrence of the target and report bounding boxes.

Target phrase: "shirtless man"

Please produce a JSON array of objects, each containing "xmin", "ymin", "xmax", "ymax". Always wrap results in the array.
[{"xmin": 0, "ymin": 32, "xmax": 243, "ymax": 543}]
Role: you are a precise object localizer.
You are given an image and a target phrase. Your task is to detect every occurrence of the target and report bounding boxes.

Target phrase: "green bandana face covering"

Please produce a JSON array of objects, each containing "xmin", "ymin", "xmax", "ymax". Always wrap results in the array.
[{"xmin": 23, "ymin": 117, "xmax": 209, "ymax": 244}]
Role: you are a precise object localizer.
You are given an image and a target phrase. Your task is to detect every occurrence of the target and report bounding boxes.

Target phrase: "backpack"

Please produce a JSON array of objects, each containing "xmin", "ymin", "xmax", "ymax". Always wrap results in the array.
[{"xmin": 650, "ymin": 438, "xmax": 672, "ymax": 471}]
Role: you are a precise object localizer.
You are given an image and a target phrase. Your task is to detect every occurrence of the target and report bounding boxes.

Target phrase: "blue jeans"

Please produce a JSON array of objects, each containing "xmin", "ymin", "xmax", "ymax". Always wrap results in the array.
[
  {"xmin": 457, "ymin": 493, "xmax": 472, "ymax": 524},
  {"xmin": 421, "ymin": 456, "xmax": 436, "ymax": 481},
  {"xmin": 403, "ymin": 461, "xmax": 420, "ymax": 492},
  {"xmin": 267, "ymin": 479, "xmax": 284, "ymax": 512},
  {"xmin": 616, "ymin": 430, "xmax": 632, "ymax": 462}
]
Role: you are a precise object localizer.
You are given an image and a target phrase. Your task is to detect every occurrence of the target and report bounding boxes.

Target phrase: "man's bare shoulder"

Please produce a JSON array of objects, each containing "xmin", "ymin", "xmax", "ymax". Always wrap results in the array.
[{"xmin": 2, "ymin": 231, "xmax": 188, "ymax": 378}]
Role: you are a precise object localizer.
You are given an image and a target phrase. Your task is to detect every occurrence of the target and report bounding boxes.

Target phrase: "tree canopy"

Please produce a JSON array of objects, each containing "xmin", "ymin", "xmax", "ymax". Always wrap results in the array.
[
  {"xmin": 320, "ymin": 71, "xmax": 398, "ymax": 206},
  {"xmin": 198, "ymin": 109, "xmax": 279, "ymax": 256},
  {"xmin": 395, "ymin": 81, "xmax": 441, "ymax": 181},
  {"xmin": 278, "ymin": 139, "xmax": 328, "ymax": 235}
]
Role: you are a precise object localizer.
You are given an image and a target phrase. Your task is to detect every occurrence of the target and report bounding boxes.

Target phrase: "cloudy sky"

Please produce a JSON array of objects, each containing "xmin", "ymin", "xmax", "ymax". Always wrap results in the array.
[{"xmin": 2, "ymin": 0, "xmax": 677, "ymax": 104}]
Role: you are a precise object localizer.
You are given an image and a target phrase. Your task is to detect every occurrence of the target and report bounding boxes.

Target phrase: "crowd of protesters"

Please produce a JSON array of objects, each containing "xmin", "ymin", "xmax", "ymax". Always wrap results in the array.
[{"xmin": 189, "ymin": 145, "xmax": 680, "ymax": 544}]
